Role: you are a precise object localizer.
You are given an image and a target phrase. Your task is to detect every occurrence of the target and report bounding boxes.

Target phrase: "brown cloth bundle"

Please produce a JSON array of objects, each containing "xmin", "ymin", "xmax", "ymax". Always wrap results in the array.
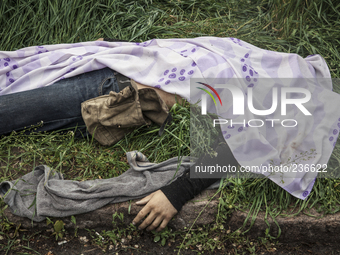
[{"xmin": 81, "ymin": 77, "xmax": 172, "ymax": 146}]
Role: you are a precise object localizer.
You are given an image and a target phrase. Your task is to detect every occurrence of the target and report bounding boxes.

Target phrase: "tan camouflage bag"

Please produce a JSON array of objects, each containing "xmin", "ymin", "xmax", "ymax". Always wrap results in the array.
[{"xmin": 81, "ymin": 78, "xmax": 172, "ymax": 146}]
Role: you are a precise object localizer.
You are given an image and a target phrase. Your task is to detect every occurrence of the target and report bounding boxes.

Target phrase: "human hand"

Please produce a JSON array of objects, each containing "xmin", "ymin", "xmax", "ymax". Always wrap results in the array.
[{"xmin": 132, "ymin": 190, "xmax": 178, "ymax": 232}]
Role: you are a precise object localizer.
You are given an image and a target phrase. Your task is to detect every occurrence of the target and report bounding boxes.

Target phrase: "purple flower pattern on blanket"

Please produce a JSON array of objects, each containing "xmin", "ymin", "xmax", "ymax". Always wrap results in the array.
[
  {"xmin": 180, "ymin": 46, "xmax": 199, "ymax": 57},
  {"xmin": 155, "ymin": 62, "xmax": 196, "ymax": 88},
  {"xmin": 240, "ymin": 52, "xmax": 259, "ymax": 88},
  {"xmin": 36, "ymin": 46, "xmax": 49, "ymax": 54},
  {"xmin": 0, "ymin": 57, "xmax": 20, "ymax": 87},
  {"xmin": 135, "ymin": 40, "xmax": 154, "ymax": 47},
  {"xmin": 230, "ymin": 38, "xmax": 243, "ymax": 46},
  {"xmin": 302, "ymin": 191, "xmax": 309, "ymax": 197},
  {"xmin": 72, "ymin": 56, "xmax": 83, "ymax": 62},
  {"xmin": 221, "ymin": 50, "xmax": 258, "ymax": 139},
  {"xmin": 0, "ymin": 58, "xmax": 10, "ymax": 69},
  {"xmin": 223, "ymin": 121, "xmax": 249, "ymax": 140},
  {"xmin": 329, "ymin": 118, "xmax": 340, "ymax": 147}
]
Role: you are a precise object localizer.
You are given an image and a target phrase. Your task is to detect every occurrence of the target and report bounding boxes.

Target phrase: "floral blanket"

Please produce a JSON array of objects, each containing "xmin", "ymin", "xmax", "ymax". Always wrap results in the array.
[{"xmin": 1, "ymin": 37, "xmax": 339, "ymax": 199}]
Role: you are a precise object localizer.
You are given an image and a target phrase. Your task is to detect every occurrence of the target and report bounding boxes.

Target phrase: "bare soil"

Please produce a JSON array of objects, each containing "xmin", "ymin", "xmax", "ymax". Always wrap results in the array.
[{"xmin": 1, "ymin": 225, "xmax": 340, "ymax": 255}]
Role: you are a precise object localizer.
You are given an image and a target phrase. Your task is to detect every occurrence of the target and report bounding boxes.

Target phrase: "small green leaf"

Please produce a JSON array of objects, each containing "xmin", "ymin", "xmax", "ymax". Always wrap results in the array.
[
  {"xmin": 161, "ymin": 237, "xmax": 166, "ymax": 246},
  {"xmin": 154, "ymin": 235, "xmax": 161, "ymax": 242},
  {"xmin": 54, "ymin": 220, "xmax": 64, "ymax": 233},
  {"xmin": 265, "ymin": 228, "xmax": 269, "ymax": 235},
  {"xmin": 71, "ymin": 216, "xmax": 76, "ymax": 225}
]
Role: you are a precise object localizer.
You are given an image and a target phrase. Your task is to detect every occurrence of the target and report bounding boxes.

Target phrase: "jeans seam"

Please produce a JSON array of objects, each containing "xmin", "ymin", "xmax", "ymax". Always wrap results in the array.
[{"xmin": 98, "ymin": 75, "xmax": 116, "ymax": 96}]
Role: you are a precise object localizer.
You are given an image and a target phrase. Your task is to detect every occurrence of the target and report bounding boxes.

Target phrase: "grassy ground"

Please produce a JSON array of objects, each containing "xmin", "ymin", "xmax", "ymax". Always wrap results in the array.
[{"xmin": 1, "ymin": 0, "xmax": 340, "ymax": 254}]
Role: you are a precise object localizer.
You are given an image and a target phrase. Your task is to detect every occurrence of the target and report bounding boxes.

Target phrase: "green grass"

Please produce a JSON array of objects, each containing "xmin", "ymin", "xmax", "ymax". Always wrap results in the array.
[{"xmin": 1, "ymin": 0, "xmax": 340, "ymax": 253}]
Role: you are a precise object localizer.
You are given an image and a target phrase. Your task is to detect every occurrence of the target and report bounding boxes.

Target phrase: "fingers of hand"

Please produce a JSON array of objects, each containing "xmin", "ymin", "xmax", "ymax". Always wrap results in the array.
[
  {"xmin": 137, "ymin": 202, "xmax": 175, "ymax": 231},
  {"xmin": 156, "ymin": 219, "xmax": 171, "ymax": 232},
  {"xmin": 138, "ymin": 211, "xmax": 157, "ymax": 230},
  {"xmin": 132, "ymin": 205, "xmax": 151, "ymax": 226},
  {"xmin": 135, "ymin": 192, "xmax": 154, "ymax": 205},
  {"xmin": 146, "ymin": 215, "xmax": 163, "ymax": 231},
  {"xmin": 133, "ymin": 190, "xmax": 178, "ymax": 231}
]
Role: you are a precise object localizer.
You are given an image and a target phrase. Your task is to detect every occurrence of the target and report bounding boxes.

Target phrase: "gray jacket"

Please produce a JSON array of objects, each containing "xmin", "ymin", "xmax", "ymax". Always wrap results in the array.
[{"xmin": 0, "ymin": 151, "xmax": 192, "ymax": 222}]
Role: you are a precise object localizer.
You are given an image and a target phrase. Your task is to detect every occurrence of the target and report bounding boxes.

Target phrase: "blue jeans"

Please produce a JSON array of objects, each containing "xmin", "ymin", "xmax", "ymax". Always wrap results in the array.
[{"xmin": 0, "ymin": 68, "xmax": 119, "ymax": 137}]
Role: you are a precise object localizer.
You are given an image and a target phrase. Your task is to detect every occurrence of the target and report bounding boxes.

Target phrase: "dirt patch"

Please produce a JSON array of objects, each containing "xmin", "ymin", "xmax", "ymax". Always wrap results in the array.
[{"xmin": 2, "ymin": 226, "xmax": 340, "ymax": 255}]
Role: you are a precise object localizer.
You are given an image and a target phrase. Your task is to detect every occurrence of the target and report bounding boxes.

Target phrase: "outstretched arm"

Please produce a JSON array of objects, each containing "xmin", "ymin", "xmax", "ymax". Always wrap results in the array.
[{"xmin": 132, "ymin": 138, "xmax": 238, "ymax": 232}]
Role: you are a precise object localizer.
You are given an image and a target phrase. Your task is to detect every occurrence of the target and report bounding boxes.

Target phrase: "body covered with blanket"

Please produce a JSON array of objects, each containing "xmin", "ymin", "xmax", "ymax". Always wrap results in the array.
[{"xmin": 0, "ymin": 37, "xmax": 339, "ymax": 201}]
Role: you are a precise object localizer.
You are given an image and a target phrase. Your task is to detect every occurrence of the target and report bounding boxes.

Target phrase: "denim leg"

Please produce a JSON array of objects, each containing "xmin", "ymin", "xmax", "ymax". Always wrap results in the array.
[{"xmin": 0, "ymin": 68, "xmax": 119, "ymax": 136}]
